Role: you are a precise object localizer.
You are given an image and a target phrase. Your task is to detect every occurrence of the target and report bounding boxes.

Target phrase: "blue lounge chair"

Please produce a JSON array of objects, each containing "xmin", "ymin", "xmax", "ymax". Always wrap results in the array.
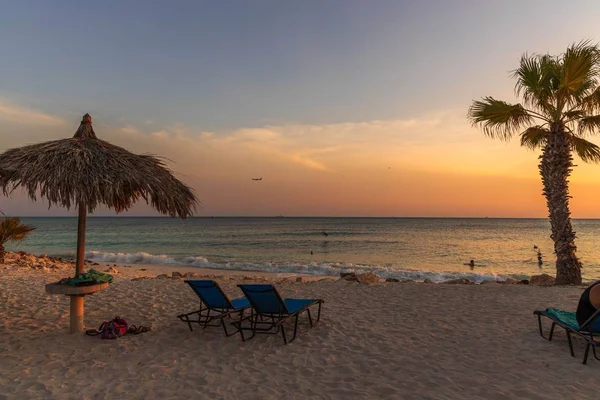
[
  {"xmin": 234, "ymin": 284, "xmax": 324, "ymax": 344},
  {"xmin": 177, "ymin": 280, "xmax": 250, "ymax": 337},
  {"xmin": 534, "ymin": 307, "xmax": 600, "ymax": 364}
]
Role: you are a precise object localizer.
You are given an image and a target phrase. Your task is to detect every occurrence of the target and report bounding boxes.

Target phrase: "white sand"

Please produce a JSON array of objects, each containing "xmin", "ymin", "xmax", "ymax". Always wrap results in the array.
[{"xmin": 1, "ymin": 262, "xmax": 599, "ymax": 399}]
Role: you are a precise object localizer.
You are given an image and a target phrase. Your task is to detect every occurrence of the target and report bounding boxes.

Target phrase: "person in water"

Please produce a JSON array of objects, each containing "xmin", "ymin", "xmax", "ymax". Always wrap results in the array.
[{"xmin": 576, "ymin": 281, "xmax": 600, "ymax": 331}]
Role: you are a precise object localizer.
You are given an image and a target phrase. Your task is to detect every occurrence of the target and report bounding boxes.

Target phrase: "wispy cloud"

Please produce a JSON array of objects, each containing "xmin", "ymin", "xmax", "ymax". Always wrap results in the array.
[
  {"xmin": 0, "ymin": 101, "xmax": 525, "ymax": 179},
  {"xmin": 0, "ymin": 99, "xmax": 65, "ymax": 126},
  {"xmin": 110, "ymin": 109, "xmax": 517, "ymax": 176},
  {"xmin": 289, "ymin": 154, "xmax": 329, "ymax": 171}
]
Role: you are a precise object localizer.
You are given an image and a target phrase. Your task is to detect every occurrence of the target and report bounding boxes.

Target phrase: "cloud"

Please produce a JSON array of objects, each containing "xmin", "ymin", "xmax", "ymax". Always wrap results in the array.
[
  {"xmin": 289, "ymin": 154, "xmax": 329, "ymax": 171},
  {"xmin": 0, "ymin": 100, "xmax": 533, "ymax": 181},
  {"xmin": 108, "ymin": 109, "xmax": 528, "ymax": 178},
  {"xmin": 0, "ymin": 99, "xmax": 65, "ymax": 126},
  {"xmin": 120, "ymin": 125, "xmax": 139, "ymax": 135}
]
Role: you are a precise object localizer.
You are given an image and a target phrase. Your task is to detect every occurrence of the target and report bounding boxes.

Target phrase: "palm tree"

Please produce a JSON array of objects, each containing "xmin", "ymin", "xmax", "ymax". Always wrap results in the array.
[
  {"xmin": 468, "ymin": 41, "xmax": 600, "ymax": 285},
  {"xmin": 0, "ymin": 217, "xmax": 35, "ymax": 264}
]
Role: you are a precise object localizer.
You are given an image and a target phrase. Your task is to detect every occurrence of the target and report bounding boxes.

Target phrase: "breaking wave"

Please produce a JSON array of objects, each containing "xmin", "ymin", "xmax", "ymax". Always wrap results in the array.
[{"xmin": 85, "ymin": 250, "xmax": 526, "ymax": 283}]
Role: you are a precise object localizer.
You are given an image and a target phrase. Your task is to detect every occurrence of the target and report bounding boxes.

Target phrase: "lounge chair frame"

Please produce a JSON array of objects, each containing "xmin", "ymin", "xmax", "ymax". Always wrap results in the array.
[
  {"xmin": 234, "ymin": 285, "xmax": 323, "ymax": 344},
  {"xmin": 534, "ymin": 308, "xmax": 600, "ymax": 364},
  {"xmin": 177, "ymin": 280, "xmax": 249, "ymax": 337}
]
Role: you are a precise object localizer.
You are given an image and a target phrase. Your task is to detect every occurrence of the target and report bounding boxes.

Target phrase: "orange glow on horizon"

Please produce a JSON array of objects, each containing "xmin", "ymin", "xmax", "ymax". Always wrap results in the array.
[{"xmin": 2, "ymin": 106, "xmax": 600, "ymax": 218}]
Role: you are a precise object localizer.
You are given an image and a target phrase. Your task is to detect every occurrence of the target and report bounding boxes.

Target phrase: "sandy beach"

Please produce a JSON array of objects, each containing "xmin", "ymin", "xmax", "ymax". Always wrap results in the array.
[{"xmin": 0, "ymin": 253, "xmax": 598, "ymax": 399}]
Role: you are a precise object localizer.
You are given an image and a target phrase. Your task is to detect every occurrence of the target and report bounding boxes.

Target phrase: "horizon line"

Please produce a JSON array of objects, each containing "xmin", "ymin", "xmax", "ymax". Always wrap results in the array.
[{"xmin": 2, "ymin": 215, "xmax": 580, "ymax": 220}]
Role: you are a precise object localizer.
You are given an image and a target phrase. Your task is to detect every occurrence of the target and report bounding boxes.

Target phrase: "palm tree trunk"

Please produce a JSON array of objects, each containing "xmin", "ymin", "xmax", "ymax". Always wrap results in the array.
[
  {"xmin": 539, "ymin": 122, "xmax": 582, "ymax": 285},
  {"xmin": 0, "ymin": 243, "xmax": 5, "ymax": 264}
]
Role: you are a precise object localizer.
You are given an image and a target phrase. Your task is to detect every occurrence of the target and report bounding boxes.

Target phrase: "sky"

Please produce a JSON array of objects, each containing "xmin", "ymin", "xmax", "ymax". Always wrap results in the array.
[{"xmin": 2, "ymin": 0, "xmax": 600, "ymax": 217}]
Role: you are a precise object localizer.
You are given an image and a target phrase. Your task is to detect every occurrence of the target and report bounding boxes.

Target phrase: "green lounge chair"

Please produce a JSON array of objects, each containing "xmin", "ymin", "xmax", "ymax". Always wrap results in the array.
[
  {"xmin": 234, "ymin": 284, "xmax": 324, "ymax": 344},
  {"xmin": 534, "ymin": 307, "xmax": 600, "ymax": 364}
]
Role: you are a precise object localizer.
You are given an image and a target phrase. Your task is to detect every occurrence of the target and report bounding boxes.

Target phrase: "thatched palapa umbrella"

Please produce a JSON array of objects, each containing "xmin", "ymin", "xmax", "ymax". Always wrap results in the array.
[{"xmin": 0, "ymin": 114, "xmax": 198, "ymax": 332}]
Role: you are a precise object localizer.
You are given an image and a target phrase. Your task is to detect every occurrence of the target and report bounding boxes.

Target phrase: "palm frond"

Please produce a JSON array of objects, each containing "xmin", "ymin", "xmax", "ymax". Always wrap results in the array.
[
  {"xmin": 559, "ymin": 41, "xmax": 600, "ymax": 107},
  {"xmin": 539, "ymin": 54, "xmax": 562, "ymax": 93},
  {"xmin": 563, "ymin": 109, "xmax": 587, "ymax": 121},
  {"xmin": 512, "ymin": 54, "xmax": 556, "ymax": 113},
  {"xmin": 0, "ymin": 217, "xmax": 35, "ymax": 244},
  {"xmin": 569, "ymin": 134, "xmax": 600, "ymax": 163},
  {"xmin": 519, "ymin": 126, "xmax": 549, "ymax": 149},
  {"xmin": 467, "ymin": 97, "xmax": 534, "ymax": 141},
  {"xmin": 577, "ymin": 115, "xmax": 600, "ymax": 136},
  {"xmin": 577, "ymin": 87, "xmax": 600, "ymax": 114}
]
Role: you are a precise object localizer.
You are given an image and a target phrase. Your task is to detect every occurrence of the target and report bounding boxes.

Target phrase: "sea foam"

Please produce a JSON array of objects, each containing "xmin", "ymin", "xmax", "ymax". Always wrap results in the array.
[
  {"xmin": 86, "ymin": 250, "xmax": 208, "ymax": 266},
  {"xmin": 85, "ymin": 250, "xmax": 519, "ymax": 283}
]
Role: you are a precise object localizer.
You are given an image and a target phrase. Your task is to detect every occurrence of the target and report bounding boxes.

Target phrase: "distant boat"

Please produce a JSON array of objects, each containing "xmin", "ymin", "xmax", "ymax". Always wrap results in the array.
[{"xmin": 252, "ymin": 177, "xmax": 263, "ymax": 181}]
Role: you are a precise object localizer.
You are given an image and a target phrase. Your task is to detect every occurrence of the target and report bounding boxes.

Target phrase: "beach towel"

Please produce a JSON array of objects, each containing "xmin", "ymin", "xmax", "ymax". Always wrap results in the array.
[
  {"xmin": 545, "ymin": 307, "xmax": 580, "ymax": 331},
  {"xmin": 60, "ymin": 269, "xmax": 113, "ymax": 286}
]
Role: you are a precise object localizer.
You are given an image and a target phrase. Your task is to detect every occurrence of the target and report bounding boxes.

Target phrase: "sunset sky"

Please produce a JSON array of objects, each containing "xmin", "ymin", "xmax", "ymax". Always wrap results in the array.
[{"xmin": 2, "ymin": 1, "xmax": 600, "ymax": 217}]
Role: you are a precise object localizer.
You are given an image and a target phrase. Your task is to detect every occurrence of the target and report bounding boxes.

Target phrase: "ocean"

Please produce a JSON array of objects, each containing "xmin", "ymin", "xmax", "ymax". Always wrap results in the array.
[{"xmin": 8, "ymin": 217, "xmax": 600, "ymax": 282}]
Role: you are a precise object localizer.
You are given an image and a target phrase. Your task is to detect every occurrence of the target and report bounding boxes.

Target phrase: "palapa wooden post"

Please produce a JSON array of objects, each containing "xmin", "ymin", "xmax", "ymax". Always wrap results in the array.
[
  {"xmin": 70, "ymin": 203, "xmax": 87, "ymax": 333},
  {"xmin": 75, "ymin": 203, "xmax": 86, "ymax": 277}
]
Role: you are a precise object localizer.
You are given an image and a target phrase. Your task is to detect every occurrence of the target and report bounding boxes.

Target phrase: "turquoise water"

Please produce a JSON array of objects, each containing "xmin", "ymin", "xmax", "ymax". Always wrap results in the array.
[{"xmin": 8, "ymin": 217, "xmax": 600, "ymax": 282}]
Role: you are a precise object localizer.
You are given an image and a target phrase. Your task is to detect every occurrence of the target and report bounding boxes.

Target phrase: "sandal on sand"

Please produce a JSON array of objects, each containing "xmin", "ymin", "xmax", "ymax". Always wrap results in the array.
[
  {"xmin": 127, "ymin": 325, "xmax": 151, "ymax": 335},
  {"xmin": 86, "ymin": 321, "xmax": 109, "ymax": 336}
]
